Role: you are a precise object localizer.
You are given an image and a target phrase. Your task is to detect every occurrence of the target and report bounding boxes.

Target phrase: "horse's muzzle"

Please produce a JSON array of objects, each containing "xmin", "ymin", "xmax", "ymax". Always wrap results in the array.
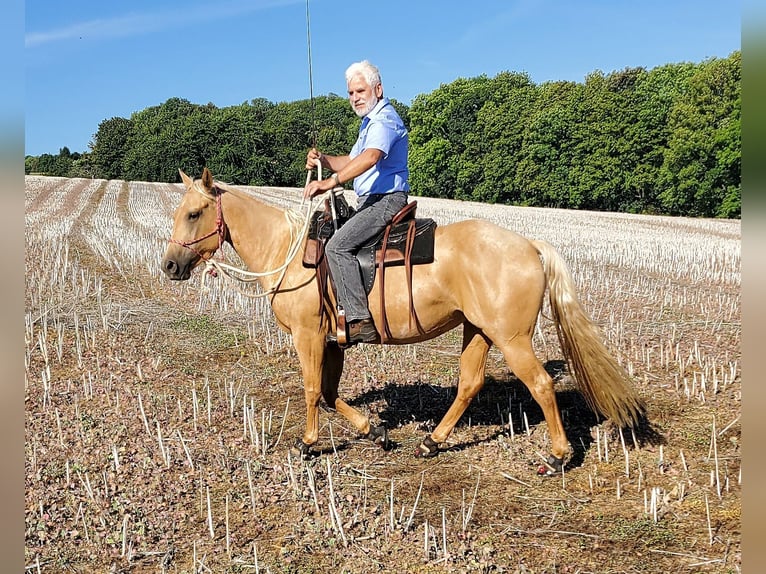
[{"xmin": 161, "ymin": 256, "xmax": 192, "ymax": 280}]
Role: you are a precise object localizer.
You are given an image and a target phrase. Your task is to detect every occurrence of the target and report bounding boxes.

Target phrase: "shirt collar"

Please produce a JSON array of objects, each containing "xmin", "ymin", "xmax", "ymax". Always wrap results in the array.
[{"xmin": 364, "ymin": 97, "xmax": 389, "ymax": 121}]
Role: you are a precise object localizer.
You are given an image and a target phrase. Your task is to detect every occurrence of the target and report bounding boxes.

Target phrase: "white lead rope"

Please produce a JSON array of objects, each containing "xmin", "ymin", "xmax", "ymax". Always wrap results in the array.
[{"xmin": 199, "ymin": 162, "xmax": 341, "ymax": 299}]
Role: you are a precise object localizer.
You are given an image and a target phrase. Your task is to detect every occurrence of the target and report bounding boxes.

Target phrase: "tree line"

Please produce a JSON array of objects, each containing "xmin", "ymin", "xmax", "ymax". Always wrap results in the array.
[{"xmin": 26, "ymin": 51, "xmax": 740, "ymax": 218}]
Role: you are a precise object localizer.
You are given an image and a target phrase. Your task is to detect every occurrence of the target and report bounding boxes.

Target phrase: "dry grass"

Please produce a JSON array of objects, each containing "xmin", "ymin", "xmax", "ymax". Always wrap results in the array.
[{"xmin": 25, "ymin": 176, "xmax": 740, "ymax": 573}]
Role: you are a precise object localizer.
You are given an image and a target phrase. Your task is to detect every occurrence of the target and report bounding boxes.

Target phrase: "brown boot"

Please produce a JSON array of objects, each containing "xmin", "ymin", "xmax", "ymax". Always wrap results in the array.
[{"xmin": 347, "ymin": 318, "xmax": 379, "ymax": 344}]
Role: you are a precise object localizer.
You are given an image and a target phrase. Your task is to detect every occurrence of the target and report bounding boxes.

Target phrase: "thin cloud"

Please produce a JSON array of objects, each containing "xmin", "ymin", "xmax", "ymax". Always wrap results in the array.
[
  {"xmin": 25, "ymin": 0, "xmax": 301, "ymax": 48},
  {"xmin": 25, "ymin": 14, "xmax": 153, "ymax": 47}
]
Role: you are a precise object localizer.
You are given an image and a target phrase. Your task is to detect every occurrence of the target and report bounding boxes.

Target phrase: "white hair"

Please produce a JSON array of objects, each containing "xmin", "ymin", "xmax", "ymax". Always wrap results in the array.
[{"xmin": 345, "ymin": 60, "xmax": 382, "ymax": 89}]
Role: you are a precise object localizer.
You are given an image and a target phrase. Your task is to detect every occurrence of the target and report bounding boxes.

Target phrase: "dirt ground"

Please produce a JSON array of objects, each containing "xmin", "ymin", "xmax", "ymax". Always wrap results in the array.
[{"xmin": 25, "ymin": 179, "xmax": 741, "ymax": 573}]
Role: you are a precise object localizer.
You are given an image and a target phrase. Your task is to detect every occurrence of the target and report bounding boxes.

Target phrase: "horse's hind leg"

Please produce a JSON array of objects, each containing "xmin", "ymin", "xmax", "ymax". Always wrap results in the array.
[
  {"xmin": 498, "ymin": 336, "xmax": 570, "ymax": 473},
  {"xmin": 321, "ymin": 343, "xmax": 389, "ymax": 448},
  {"xmin": 416, "ymin": 323, "xmax": 490, "ymax": 457}
]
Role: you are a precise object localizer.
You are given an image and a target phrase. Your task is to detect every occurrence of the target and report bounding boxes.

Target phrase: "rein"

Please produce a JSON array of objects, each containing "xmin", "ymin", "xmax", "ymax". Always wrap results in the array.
[{"xmin": 173, "ymin": 178, "xmax": 328, "ymax": 300}]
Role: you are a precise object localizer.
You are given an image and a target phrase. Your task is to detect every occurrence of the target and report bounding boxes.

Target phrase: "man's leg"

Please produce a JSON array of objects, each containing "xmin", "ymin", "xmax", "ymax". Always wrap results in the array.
[{"xmin": 325, "ymin": 192, "xmax": 408, "ymax": 322}]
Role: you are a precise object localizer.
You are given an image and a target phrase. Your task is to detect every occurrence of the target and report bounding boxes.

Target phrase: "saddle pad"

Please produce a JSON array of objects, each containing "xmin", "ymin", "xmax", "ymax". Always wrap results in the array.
[{"xmin": 356, "ymin": 218, "xmax": 437, "ymax": 294}]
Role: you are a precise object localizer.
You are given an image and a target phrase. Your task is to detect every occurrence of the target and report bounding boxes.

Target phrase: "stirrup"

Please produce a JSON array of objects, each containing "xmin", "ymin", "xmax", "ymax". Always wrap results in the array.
[{"xmin": 335, "ymin": 307, "xmax": 348, "ymax": 346}]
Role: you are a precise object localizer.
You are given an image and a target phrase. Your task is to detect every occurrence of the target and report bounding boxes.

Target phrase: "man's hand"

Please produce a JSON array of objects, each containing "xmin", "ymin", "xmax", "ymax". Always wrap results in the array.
[
  {"xmin": 306, "ymin": 148, "xmax": 322, "ymax": 171},
  {"xmin": 303, "ymin": 178, "xmax": 333, "ymax": 200}
]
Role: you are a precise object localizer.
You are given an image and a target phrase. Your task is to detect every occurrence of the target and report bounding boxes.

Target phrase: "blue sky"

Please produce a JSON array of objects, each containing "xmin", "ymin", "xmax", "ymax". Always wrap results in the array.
[{"xmin": 24, "ymin": 0, "xmax": 741, "ymax": 157}]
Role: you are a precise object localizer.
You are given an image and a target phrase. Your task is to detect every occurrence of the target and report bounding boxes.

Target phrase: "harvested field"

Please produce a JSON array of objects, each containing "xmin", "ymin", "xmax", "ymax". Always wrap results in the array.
[{"xmin": 25, "ymin": 175, "xmax": 741, "ymax": 573}]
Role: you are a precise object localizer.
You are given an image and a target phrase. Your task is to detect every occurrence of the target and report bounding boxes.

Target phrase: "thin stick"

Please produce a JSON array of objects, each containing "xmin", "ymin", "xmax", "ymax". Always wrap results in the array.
[
  {"xmin": 441, "ymin": 507, "xmax": 448, "ymax": 559},
  {"xmin": 225, "ymin": 494, "xmax": 230, "ymax": 556},
  {"xmin": 500, "ymin": 472, "xmax": 532, "ymax": 488},
  {"xmin": 329, "ymin": 420, "xmax": 337, "ymax": 458},
  {"xmin": 121, "ymin": 513, "xmax": 130, "ymax": 557},
  {"xmin": 261, "ymin": 409, "xmax": 267, "ymax": 455},
  {"xmin": 305, "ymin": 463, "xmax": 321, "ymax": 516},
  {"xmin": 206, "ymin": 486, "xmax": 214, "ymax": 538},
  {"xmin": 192, "ymin": 387, "xmax": 199, "ymax": 432},
  {"xmin": 207, "ymin": 382, "xmax": 212, "ymax": 425},
  {"xmin": 389, "ymin": 479, "xmax": 395, "ymax": 531},
  {"xmin": 246, "ymin": 460, "xmax": 257, "ymax": 516},
  {"xmin": 711, "ymin": 417, "xmax": 721, "ymax": 498},
  {"xmin": 137, "ymin": 393, "xmax": 150, "ymax": 434},
  {"xmin": 619, "ymin": 428, "xmax": 629, "ymax": 478},
  {"xmin": 404, "ymin": 472, "xmax": 425, "ymax": 532},
  {"xmin": 274, "ymin": 397, "xmax": 290, "ymax": 447},
  {"xmin": 177, "ymin": 430, "xmax": 194, "ymax": 470},
  {"xmin": 462, "ymin": 474, "xmax": 480, "ymax": 532},
  {"xmin": 705, "ymin": 493, "xmax": 713, "ymax": 545},
  {"xmin": 55, "ymin": 409, "xmax": 64, "ymax": 447},
  {"xmin": 325, "ymin": 457, "xmax": 347, "ymax": 546},
  {"xmin": 424, "ymin": 520, "xmax": 429, "ymax": 561},
  {"xmin": 596, "ymin": 427, "xmax": 602, "ymax": 462},
  {"xmin": 77, "ymin": 502, "xmax": 91, "ymax": 543}
]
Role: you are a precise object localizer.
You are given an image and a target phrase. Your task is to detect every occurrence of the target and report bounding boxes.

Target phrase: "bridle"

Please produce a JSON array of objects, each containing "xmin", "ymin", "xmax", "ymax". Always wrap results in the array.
[
  {"xmin": 169, "ymin": 186, "xmax": 228, "ymax": 262},
  {"xmin": 168, "ymin": 180, "xmax": 317, "ymax": 298}
]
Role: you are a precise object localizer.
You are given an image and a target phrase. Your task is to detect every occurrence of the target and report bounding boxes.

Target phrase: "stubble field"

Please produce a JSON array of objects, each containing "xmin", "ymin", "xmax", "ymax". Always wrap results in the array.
[{"xmin": 24, "ymin": 175, "xmax": 741, "ymax": 573}]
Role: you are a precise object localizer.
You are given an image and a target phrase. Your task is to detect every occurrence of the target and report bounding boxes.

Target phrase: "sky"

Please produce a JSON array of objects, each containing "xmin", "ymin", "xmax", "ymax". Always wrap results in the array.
[{"xmin": 24, "ymin": 0, "xmax": 741, "ymax": 157}]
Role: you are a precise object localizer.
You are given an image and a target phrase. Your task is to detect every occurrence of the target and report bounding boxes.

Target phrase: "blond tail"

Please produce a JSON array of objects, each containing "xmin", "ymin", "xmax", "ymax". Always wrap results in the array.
[{"xmin": 531, "ymin": 240, "xmax": 645, "ymax": 428}]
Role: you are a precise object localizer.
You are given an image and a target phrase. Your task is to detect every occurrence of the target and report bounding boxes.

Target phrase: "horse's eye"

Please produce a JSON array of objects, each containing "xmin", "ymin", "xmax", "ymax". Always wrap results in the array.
[{"xmin": 188, "ymin": 211, "xmax": 200, "ymax": 221}]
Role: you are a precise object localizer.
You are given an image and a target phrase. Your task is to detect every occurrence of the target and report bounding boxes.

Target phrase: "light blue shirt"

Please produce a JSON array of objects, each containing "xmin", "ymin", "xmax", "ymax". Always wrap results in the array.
[{"xmin": 349, "ymin": 97, "xmax": 410, "ymax": 197}]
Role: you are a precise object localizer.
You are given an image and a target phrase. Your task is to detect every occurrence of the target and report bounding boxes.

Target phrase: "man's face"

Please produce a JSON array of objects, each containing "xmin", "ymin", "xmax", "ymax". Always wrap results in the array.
[{"xmin": 347, "ymin": 74, "xmax": 383, "ymax": 118}]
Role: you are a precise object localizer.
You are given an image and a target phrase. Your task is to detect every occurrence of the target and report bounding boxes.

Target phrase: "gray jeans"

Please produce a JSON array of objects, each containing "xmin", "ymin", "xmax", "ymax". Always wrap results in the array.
[{"xmin": 325, "ymin": 192, "xmax": 409, "ymax": 322}]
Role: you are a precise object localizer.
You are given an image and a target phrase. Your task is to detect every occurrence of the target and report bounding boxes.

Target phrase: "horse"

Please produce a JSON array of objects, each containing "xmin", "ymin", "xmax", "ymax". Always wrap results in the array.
[{"xmin": 161, "ymin": 168, "xmax": 645, "ymax": 474}]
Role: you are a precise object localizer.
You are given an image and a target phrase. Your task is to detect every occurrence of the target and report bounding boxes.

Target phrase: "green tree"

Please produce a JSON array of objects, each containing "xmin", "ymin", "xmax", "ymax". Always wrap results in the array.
[
  {"xmin": 409, "ymin": 75, "xmax": 497, "ymax": 198},
  {"xmin": 465, "ymin": 72, "xmax": 538, "ymax": 203},
  {"xmin": 514, "ymin": 81, "xmax": 580, "ymax": 208},
  {"xmin": 90, "ymin": 117, "xmax": 132, "ymax": 180},
  {"xmin": 121, "ymin": 98, "xmax": 216, "ymax": 182},
  {"xmin": 658, "ymin": 52, "xmax": 741, "ymax": 217},
  {"xmin": 620, "ymin": 62, "xmax": 698, "ymax": 213},
  {"xmin": 206, "ymin": 99, "xmax": 274, "ymax": 185}
]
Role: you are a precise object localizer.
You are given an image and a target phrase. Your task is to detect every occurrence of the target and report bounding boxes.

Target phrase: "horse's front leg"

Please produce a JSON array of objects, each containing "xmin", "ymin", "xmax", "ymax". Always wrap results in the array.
[
  {"xmin": 290, "ymin": 330, "xmax": 325, "ymax": 458},
  {"xmin": 291, "ymin": 331, "xmax": 388, "ymax": 458},
  {"xmin": 321, "ymin": 343, "xmax": 389, "ymax": 449}
]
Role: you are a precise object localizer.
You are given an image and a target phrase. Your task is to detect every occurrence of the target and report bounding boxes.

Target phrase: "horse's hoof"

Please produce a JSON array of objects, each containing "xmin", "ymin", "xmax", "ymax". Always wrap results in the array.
[
  {"xmin": 291, "ymin": 438, "xmax": 311, "ymax": 460},
  {"xmin": 537, "ymin": 454, "xmax": 565, "ymax": 476},
  {"xmin": 365, "ymin": 424, "xmax": 390, "ymax": 450},
  {"xmin": 414, "ymin": 435, "xmax": 439, "ymax": 458}
]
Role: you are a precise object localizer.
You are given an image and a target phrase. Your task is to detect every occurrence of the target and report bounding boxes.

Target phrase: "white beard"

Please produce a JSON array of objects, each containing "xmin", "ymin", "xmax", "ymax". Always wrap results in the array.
[{"xmin": 354, "ymin": 96, "xmax": 379, "ymax": 118}]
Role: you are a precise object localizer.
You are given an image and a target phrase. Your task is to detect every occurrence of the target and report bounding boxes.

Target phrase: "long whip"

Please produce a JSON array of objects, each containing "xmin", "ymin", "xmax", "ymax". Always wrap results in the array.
[
  {"xmin": 305, "ymin": 0, "xmax": 317, "ymax": 149},
  {"xmin": 302, "ymin": 0, "xmax": 339, "ymax": 230}
]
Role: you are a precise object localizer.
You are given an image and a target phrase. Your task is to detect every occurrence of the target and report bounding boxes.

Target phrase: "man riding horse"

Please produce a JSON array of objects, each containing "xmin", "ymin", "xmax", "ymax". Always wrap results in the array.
[{"xmin": 303, "ymin": 60, "xmax": 410, "ymax": 346}]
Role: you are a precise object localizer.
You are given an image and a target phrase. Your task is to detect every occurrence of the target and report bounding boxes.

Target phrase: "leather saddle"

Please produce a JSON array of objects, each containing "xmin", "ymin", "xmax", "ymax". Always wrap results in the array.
[{"xmin": 303, "ymin": 193, "xmax": 437, "ymax": 343}]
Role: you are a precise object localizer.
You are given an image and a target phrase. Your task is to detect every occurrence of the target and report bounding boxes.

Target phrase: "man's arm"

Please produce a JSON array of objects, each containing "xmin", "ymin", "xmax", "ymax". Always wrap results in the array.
[
  {"xmin": 332, "ymin": 148, "xmax": 382, "ymax": 185},
  {"xmin": 306, "ymin": 148, "xmax": 351, "ymax": 173},
  {"xmin": 304, "ymin": 148, "xmax": 383, "ymax": 199}
]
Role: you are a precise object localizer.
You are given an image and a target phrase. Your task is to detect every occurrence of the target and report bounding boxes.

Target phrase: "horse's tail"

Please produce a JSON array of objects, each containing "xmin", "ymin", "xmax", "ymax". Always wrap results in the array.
[{"xmin": 531, "ymin": 239, "xmax": 645, "ymax": 428}]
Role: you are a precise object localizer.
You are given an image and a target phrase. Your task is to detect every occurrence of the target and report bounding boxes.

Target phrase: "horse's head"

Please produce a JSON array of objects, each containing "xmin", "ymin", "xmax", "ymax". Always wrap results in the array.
[{"xmin": 161, "ymin": 167, "xmax": 227, "ymax": 280}]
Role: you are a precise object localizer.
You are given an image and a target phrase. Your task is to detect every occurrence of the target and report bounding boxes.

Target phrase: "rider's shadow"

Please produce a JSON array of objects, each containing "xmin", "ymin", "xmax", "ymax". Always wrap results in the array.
[
  {"xmin": 347, "ymin": 360, "xmax": 617, "ymax": 467},
  {"xmin": 347, "ymin": 359, "xmax": 663, "ymax": 467}
]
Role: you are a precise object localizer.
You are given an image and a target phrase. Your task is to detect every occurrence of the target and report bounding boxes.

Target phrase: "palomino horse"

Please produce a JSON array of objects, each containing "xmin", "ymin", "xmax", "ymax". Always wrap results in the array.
[{"xmin": 161, "ymin": 168, "xmax": 645, "ymax": 474}]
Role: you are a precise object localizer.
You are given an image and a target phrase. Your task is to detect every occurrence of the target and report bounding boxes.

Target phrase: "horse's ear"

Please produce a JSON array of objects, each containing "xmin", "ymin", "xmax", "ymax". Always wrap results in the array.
[
  {"xmin": 202, "ymin": 167, "xmax": 214, "ymax": 191},
  {"xmin": 179, "ymin": 169, "xmax": 193, "ymax": 188}
]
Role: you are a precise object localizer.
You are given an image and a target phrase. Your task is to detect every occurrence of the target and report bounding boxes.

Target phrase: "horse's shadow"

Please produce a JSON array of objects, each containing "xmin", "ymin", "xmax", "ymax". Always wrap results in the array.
[{"xmin": 346, "ymin": 360, "xmax": 662, "ymax": 469}]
